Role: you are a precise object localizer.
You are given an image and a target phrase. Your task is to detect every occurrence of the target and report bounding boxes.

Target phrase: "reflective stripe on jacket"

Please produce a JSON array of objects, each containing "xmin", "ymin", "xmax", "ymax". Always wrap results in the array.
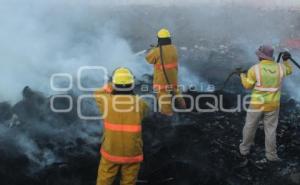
[
  {"xmin": 240, "ymin": 60, "xmax": 293, "ymax": 111},
  {"xmin": 94, "ymin": 84, "xmax": 149, "ymax": 164},
  {"xmin": 155, "ymin": 62, "xmax": 177, "ymax": 70},
  {"xmin": 100, "ymin": 148, "xmax": 143, "ymax": 164},
  {"xmin": 145, "ymin": 45, "xmax": 178, "ymax": 91},
  {"xmin": 253, "ymin": 63, "xmax": 284, "ymax": 92},
  {"xmin": 104, "ymin": 121, "xmax": 142, "ymax": 132}
]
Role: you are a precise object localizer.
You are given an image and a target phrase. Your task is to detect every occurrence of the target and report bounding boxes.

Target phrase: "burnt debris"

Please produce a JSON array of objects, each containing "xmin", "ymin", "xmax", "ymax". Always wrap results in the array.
[{"xmin": 0, "ymin": 86, "xmax": 299, "ymax": 185}]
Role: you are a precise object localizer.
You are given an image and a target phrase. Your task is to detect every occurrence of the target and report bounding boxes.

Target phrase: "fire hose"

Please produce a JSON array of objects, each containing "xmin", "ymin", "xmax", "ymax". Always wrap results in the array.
[
  {"xmin": 159, "ymin": 45, "xmax": 174, "ymax": 95},
  {"xmin": 134, "ymin": 45, "xmax": 156, "ymax": 56},
  {"xmin": 134, "ymin": 50, "xmax": 147, "ymax": 56},
  {"xmin": 290, "ymin": 58, "xmax": 300, "ymax": 69},
  {"xmin": 158, "ymin": 45, "xmax": 187, "ymax": 110},
  {"xmin": 220, "ymin": 52, "xmax": 300, "ymax": 91},
  {"xmin": 218, "ymin": 67, "xmax": 246, "ymax": 91},
  {"xmin": 137, "ymin": 44, "xmax": 183, "ymax": 107},
  {"xmin": 277, "ymin": 52, "xmax": 300, "ymax": 69}
]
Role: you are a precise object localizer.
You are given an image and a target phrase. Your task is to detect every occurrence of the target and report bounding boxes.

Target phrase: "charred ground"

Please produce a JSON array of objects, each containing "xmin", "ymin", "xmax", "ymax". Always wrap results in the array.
[
  {"xmin": 0, "ymin": 85, "xmax": 299, "ymax": 185},
  {"xmin": 1, "ymin": 3, "xmax": 300, "ymax": 185}
]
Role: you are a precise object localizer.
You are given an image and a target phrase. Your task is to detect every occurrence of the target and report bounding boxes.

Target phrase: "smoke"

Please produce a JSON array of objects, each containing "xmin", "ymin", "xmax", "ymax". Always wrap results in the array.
[
  {"xmin": 87, "ymin": 0, "xmax": 300, "ymax": 7},
  {"xmin": 1, "ymin": 0, "xmax": 299, "ymax": 103},
  {"xmin": 0, "ymin": 0, "xmax": 299, "ymax": 177},
  {"xmin": 0, "ymin": 0, "xmax": 151, "ymax": 103},
  {"xmin": 0, "ymin": 114, "xmax": 101, "ymax": 172},
  {"xmin": 16, "ymin": 134, "xmax": 56, "ymax": 168}
]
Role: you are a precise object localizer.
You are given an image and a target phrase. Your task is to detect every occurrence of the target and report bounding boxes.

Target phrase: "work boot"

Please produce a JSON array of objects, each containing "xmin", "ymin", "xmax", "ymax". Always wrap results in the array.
[
  {"xmin": 266, "ymin": 153, "xmax": 282, "ymax": 162},
  {"xmin": 255, "ymin": 156, "xmax": 282, "ymax": 170},
  {"xmin": 236, "ymin": 154, "xmax": 249, "ymax": 168},
  {"xmin": 255, "ymin": 158, "xmax": 268, "ymax": 170},
  {"xmin": 267, "ymin": 156, "xmax": 282, "ymax": 162}
]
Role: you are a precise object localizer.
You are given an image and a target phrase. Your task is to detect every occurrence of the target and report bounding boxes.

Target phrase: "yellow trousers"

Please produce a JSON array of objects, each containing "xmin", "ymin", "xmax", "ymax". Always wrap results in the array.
[
  {"xmin": 96, "ymin": 158, "xmax": 140, "ymax": 185},
  {"xmin": 157, "ymin": 91, "xmax": 186, "ymax": 116},
  {"xmin": 157, "ymin": 91, "xmax": 173, "ymax": 115}
]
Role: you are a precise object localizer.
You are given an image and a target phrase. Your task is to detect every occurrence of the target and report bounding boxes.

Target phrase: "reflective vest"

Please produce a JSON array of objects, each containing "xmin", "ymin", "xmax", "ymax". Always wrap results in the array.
[
  {"xmin": 254, "ymin": 63, "xmax": 284, "ymax": 92},
  {"xmin": 250, "ymin": 62, "xmax": 284, "ymax": 110}
]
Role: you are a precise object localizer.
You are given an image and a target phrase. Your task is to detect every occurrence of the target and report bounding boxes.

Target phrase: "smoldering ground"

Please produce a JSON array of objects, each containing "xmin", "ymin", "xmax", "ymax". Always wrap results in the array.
[{"xmin": 0, "ymin": 1, "xmax": 300, "ymax": 185}]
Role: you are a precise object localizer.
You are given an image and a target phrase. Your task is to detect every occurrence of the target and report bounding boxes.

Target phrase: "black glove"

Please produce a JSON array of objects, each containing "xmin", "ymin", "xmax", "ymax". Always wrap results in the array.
[
  {"xmin": 282, "ymin": 51, "xmax": 291, "ymax": 61},
  {"xmin": 235, "ymin": 68, "xmax": 246, "ymax": 75},
  {"xmin": 146, "ymin": 44, "xmax": 157, "ymax": 52}
]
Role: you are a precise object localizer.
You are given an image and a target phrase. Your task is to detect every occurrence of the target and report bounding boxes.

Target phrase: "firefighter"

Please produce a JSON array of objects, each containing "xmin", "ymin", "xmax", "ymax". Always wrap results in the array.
[
  {"xmin": 238, "ymin": 45, "xmax": 293, "ymax": 162},
  {"xmin": 94, "ymin": 67, "xmax": 149, "ymax": 185},
  {"xmin": 145, "ymin": 28, "xmax": 186, "ymax": 116}
]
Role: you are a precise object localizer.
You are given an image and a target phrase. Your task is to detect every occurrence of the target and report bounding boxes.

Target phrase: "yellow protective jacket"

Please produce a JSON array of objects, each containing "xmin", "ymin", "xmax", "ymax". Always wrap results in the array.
[
  {"xmin": 145, "ymin": 44, "xmax": 178, "ymax": 91},
  {"xmin": 240, "ymin": 60, "xmax": 293, "ymax": 111},
  {"xmin": 94, "ymin": 84, "xmax": 149, "ymax": 164}
]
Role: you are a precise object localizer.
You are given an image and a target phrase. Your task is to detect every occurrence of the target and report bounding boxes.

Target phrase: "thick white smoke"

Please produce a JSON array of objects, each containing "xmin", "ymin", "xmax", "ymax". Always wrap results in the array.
[
  {"xmin": 1, "ymin": 0, "xmax": 299, "ymax": 103},
  {"xmin": 0, "ymin": 1, "xmax": 150, "ymax": 103}
]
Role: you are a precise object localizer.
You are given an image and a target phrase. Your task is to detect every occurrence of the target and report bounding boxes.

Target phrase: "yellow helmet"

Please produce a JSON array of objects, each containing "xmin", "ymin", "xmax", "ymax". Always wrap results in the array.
[
  {"xmin": 157, "ymin": 28, "xmax": 171, "ymax": 39},
  {"xmin": 112, "ymin": 67, "xmax": 134, "ymax": 85}
]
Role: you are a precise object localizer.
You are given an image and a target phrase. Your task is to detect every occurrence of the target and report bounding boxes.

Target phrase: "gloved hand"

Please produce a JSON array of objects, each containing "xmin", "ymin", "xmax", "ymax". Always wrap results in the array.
[
  {"xmin": 282, "ymin": 51, "xmax": 291, "ymax": 61},
  {"xmin": 235, "ymin": 68, "xmax": 246, "ymax": 75},
  {"xmin": 146, "ymin": 44, "xmax": 157, "ymax": 53}
]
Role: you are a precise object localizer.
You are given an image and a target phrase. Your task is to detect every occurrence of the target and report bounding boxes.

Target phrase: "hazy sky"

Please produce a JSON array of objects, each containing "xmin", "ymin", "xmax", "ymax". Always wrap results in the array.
[
  {"xmin": 0, "ymin": 0, "xmax": 299, "ymax": 103},
  {"xmin": 88, "ymin": 0, "xmax": 300, "ymax": 7}
]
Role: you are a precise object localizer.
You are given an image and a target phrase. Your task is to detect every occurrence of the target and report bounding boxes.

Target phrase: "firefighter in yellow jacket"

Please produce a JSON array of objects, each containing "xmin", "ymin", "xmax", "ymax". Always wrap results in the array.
[
  {"xmin": 94, "ymin": 67, "xmax": 149, "ymax": 185},
  {"xmin": 145, "ymin": 28, "xmax": 185, "ymax": 116},
  {"xmin": 239, "ymin": 45, "xmax": 293, "ymax": 162}
]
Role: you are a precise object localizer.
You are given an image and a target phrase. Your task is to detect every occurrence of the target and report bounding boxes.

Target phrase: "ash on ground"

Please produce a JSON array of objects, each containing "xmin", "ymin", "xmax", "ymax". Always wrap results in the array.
[{"xmin": 0, "ymin": 86, "xmax": 299, "ymax": 185}]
